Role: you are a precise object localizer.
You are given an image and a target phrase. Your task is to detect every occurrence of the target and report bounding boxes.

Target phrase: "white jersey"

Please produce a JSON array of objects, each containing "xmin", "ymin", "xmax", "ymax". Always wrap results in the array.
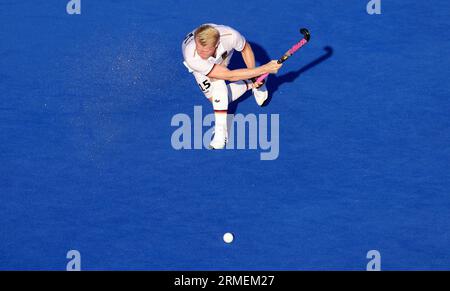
[{"xmin": 182, "ymin": 24, "xmax": 246, "ymax": 76}]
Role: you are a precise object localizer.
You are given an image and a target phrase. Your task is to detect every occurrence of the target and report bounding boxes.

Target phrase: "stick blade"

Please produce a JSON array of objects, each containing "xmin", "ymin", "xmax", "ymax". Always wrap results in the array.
[{"xmin": 300, "ymin": 28, "xmax": 311, "ymax": 41}]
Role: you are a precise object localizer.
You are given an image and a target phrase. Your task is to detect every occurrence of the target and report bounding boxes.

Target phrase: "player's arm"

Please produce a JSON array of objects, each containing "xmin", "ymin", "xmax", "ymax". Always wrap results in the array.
[
  {"xmin": 207, "ymin": 61, "xmax": 282, "ymax": 82},
  {"xmin": 240, "ymin": 42, "xmax": 256, "ymax": 69},
  {"xmin": 239, "ymin": 42, "xmax": 265, "ymax": 88}
]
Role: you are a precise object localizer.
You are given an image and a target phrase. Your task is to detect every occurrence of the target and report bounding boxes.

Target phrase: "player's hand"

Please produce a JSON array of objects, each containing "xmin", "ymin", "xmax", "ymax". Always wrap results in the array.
[
  {"xmin": 253, "ymin": 81, "xmax": 264, "ymax": 89},
  {"xmin": 264, "ymin": 60, "xmax": 283, "ymax": 74},
  {"xmin": 251, "ymin": 77, "xmax": 265, "ymax": 89}
]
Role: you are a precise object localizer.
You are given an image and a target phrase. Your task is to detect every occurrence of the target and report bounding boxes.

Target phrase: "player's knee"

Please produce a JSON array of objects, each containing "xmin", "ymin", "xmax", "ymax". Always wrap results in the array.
[
  {"xmin": 211, "ymin": 82, "xmax": 229, "ymax": 110},
  {"xmin": 212, "ymin": 94, "xmax": 228, "ymax": 110}
]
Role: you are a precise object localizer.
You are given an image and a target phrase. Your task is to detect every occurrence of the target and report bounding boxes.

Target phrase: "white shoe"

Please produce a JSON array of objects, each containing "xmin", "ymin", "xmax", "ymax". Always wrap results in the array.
[
  {"xmin": 209, "ymin": 125, "xmax": 228, "ymax": 149},
  {"xmin": 252, "ymin": 83, "xmax": 268, "ymax": 106}
]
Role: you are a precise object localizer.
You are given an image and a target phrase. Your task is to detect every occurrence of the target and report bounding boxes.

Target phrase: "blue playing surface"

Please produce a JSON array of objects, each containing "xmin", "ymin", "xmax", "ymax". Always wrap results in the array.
[{"xmin": 1, "ymin": 0, "xmax": 450, "ymax": 270}]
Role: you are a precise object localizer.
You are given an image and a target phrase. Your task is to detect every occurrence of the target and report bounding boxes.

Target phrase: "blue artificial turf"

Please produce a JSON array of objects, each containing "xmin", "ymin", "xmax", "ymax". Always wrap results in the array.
[{"xmin": 0, "ymin": 0, "xmax": 449, "ymax": 270}]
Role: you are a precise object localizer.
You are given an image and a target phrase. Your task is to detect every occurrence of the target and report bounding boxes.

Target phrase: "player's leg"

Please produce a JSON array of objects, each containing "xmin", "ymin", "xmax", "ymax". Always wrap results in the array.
[
  {"xmin": 228, "ymin": 78, "xmax": 268, "ymax": 106},
  {"xmin": 193, "ymin": 72, "xmax": 229, "ymax": 149},
  {"xmin": 208, "ymin": 80, "xmax": 229, "ymax": 149},
  {"xmin": 228, "ymin": 80, "xmax": 251, "ymax": 102}
]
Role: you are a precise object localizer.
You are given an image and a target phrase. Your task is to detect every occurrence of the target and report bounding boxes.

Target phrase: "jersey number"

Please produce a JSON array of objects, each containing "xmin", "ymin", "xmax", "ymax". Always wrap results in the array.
[{"xmin": 198, "ymin": 80, "xmax": 211, "ymax": 92}]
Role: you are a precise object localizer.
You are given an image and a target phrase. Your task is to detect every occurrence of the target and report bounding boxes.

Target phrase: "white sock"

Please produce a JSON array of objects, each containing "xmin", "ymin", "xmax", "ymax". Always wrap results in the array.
[
  {"xmin": 228, "ymin": 80, "xmax": 251, "ymax": 102},
  {"xmin": 214, "ymin": 111, "xmax": 228, "ymax": 130}
]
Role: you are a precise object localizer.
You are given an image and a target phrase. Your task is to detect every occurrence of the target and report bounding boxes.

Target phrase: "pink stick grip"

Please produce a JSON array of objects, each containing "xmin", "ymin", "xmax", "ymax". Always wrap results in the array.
[
  {"xmin": 288, "ymin": 38, "xmax": 307, "ymax": 55},
  {"xmin": 256, "ymin": 73, "xmax": 269, "ymax": 83}
]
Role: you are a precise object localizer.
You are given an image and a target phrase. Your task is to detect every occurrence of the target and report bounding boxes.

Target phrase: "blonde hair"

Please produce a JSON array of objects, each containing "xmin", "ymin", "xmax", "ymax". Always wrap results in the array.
[{"xmin": 194, "ymin": 25, "xmax": 220, "ymax": 47}]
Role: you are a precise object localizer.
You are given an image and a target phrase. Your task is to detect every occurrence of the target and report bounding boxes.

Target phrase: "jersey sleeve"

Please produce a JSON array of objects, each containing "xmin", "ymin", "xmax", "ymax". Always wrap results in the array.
[{"xmin": 230, "ymin": 27, "xmax": 246, "ymax": 52}]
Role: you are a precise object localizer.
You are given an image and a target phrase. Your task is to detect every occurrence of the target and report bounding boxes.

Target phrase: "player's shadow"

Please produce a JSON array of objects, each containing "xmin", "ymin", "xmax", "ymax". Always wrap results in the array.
[{"xmin": 227, "ymin": 43, "xmax": 334, "ymax": 114}]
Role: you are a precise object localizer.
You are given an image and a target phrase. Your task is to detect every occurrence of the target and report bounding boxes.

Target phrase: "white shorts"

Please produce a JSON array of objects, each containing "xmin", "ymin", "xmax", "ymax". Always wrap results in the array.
[
  {"xmin": 192, "ymin": 71, "xmax": 226, "ymax": 100},
  {"xmin": 190, "ymin": 50, "xmax": 234, "ymax": 99}
]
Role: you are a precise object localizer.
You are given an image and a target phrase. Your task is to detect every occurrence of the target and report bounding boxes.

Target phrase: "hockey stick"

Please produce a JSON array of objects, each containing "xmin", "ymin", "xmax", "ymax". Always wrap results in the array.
[{"xmin": 255, "ymin": 28, "xmax": 311, "ymax": 83}]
